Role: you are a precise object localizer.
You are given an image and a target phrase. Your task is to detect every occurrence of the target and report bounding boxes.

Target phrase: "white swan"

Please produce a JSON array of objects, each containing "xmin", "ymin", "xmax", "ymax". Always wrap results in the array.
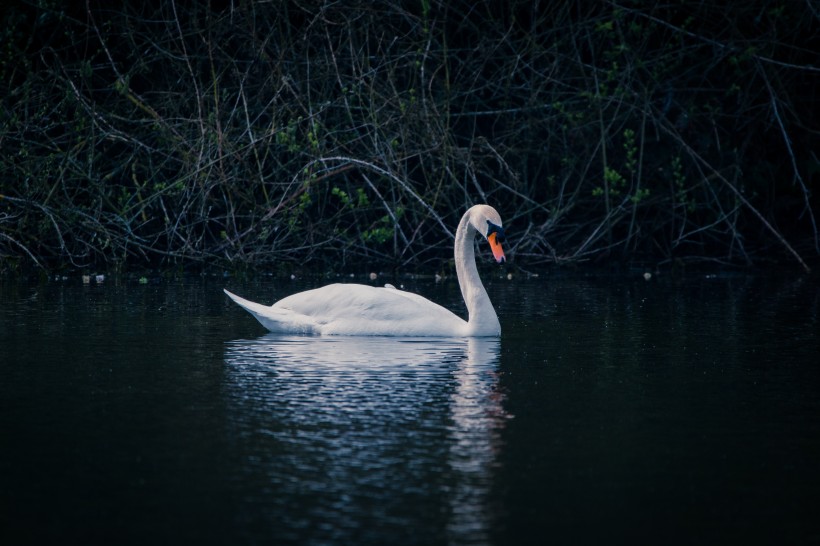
[{"xmin": 224, "ymin": 204, "xmax": 506, "ymax": 336}]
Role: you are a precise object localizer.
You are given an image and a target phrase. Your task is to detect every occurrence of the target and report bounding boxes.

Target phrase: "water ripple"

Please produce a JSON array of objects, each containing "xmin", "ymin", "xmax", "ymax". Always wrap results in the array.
[{"xmin": 223, "ymin": 335, "xmax": 509, "ymax": 544}]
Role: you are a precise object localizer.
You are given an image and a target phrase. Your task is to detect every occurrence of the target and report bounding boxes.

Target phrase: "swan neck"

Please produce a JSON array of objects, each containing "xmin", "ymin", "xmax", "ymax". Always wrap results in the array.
[{"xmin": 455, "ymin": 211, "xmax": 499, "ymax": 335}]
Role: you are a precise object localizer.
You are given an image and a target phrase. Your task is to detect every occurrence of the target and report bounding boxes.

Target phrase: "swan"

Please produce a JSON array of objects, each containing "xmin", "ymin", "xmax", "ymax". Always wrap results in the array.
[{"xmin": 224, "ymin": 204, "xmax": 506, "ymax": 336}]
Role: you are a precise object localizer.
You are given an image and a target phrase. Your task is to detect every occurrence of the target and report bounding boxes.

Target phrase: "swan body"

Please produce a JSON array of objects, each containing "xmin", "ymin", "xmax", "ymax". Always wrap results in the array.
[{"xmin": 224, "ymin": 204, "xmax": 506, "ymax": 336}]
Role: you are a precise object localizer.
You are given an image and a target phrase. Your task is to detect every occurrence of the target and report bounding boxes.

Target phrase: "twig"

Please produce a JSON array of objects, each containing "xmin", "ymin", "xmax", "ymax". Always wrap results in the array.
[
  {"xmin": 661, "ymin": 124, "xmax": 811, "ymax": 272},
  {"xmin": 758, "ymin": 61, "xmax": 819, "ymax": 253}
]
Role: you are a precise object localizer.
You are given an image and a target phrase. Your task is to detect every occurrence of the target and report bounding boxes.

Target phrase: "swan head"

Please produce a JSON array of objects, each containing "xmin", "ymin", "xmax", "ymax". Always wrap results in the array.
[{"xmin": 469, "ymin": 205, "xmax": 506, "ymax": 264}]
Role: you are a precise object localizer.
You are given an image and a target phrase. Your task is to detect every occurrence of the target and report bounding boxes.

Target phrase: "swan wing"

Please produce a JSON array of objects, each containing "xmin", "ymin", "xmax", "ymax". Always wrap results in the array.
[
  {"xmin": 257, "ymin": 283, "xmax": 468, "ymax": 336},
  {"xmin": 276, "ymin": 283, "xmax": 467, "ymax": 336}
]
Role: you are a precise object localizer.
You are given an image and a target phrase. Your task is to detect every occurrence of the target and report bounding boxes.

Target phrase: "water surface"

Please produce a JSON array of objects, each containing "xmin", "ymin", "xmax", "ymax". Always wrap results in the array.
[{"xmin": 1, "ymin": 273, "xmax": 818, "ymax": 544}]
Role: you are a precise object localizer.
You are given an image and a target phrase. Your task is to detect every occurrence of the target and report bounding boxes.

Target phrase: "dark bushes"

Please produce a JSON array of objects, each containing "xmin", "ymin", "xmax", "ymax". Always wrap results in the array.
[{"xmin": 1, "ymin": 0, "xmax": 818, "ymax": 273}]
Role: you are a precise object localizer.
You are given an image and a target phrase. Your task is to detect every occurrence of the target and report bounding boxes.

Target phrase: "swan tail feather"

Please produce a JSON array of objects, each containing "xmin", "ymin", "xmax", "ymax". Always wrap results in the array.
[{"xmin": 223, "ymin": 289, "xmax": 315, "ymax": 334}]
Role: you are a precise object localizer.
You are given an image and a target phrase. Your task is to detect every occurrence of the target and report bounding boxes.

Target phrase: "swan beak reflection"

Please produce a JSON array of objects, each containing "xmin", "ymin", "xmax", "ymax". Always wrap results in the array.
[{"xmin": 487, "ymin": 232, "xmax": 506, "ymax": 264}]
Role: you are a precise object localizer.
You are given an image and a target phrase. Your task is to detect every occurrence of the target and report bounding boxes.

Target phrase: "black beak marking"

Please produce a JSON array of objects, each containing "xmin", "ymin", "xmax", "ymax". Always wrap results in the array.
[{"xmin": 487, "ymin": 220, "xmax": 506, "ymax": 243}]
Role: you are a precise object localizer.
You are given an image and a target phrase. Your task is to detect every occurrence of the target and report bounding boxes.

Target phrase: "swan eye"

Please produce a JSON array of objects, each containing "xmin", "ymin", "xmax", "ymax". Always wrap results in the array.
[{"xmin": 486, "ymin": 220, "xmax": 506, "ymax": 242}]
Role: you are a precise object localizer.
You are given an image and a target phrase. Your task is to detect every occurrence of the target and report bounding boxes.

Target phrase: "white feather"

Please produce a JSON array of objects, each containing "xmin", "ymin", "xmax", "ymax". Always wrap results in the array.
[{"xmin": 224, "ymin": 205, "xmax": 505, "ymax": 336}]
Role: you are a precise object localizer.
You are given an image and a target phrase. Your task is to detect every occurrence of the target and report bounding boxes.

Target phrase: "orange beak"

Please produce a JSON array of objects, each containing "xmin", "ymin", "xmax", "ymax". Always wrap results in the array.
[{"xmin": 488, "ymin": 232, "xmax": 506, "ymax": 264}]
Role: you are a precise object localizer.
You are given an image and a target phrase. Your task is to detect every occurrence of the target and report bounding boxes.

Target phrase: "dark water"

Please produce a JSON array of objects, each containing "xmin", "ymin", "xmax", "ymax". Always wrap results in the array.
[{"xmin": 1, "ymin": 273, "xmax": 818, "ymax": 545}]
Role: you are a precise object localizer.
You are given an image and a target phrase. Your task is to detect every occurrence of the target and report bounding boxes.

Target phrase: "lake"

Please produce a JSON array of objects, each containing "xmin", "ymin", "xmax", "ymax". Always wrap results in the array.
[{"xmin": 1, "ymin": 272, "xmax": 818, "ymax": 545}]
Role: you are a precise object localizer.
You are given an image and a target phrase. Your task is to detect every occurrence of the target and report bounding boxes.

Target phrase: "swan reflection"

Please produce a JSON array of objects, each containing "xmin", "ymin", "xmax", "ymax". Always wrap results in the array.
[{"xmin": 223, "ymin": 335, "xmax": 509, "ymax": 543}]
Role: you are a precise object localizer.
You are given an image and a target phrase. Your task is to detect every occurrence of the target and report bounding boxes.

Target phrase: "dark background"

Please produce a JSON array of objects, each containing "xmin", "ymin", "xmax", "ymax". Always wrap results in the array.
[{"xmin": 1, "ymin": 0, "xmax": 818, "ymax": 274}]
